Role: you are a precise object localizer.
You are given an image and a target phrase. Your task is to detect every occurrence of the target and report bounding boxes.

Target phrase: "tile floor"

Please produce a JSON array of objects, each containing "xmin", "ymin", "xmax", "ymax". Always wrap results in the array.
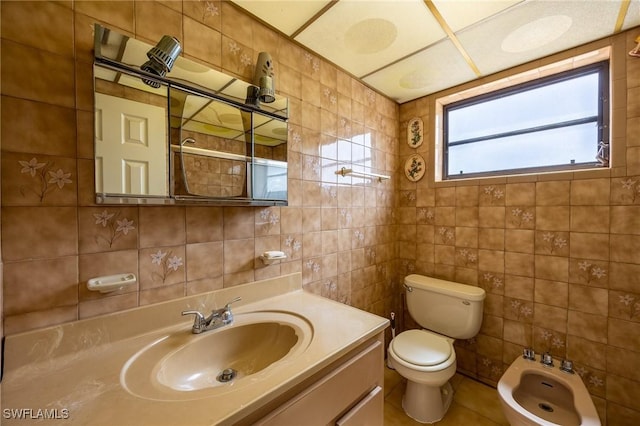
[{"xmin": 384, "ymin": 366, "xmax": 509, "ymax": 425}]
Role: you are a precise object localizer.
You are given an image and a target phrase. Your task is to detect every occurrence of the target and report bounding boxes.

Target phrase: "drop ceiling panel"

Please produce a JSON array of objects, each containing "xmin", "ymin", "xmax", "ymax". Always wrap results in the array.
[
  {"xmin": 623, "ymin": 0, "xmax": 640, "ymax": 30},
  {"xmin": 458, "ymin": 0, "xmax": 631, "ymax": 77},
  {"xmin": 295, "ymin": 0, "xmax": 446, "ymax": 77},
  {"xmin": 363, "ymin": 39, "xmax": 476, "ymax": 103},
  {"xmin": 231, "ymin": 0, "xmax": 332, "ymax": 36},
  {"xmin": 231, "ymin": 0, "xmax": 640, "ymax": 103},
  {"xmin": 432, "ymin": 0, "xmax": 523, "ymax": 32}
]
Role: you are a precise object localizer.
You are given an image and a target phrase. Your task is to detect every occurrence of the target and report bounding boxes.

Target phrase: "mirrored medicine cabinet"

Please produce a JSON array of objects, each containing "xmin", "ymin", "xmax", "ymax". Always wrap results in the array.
[{"xmin": 93, "ymin": 24, "xmax": 288, "ymax": 206}]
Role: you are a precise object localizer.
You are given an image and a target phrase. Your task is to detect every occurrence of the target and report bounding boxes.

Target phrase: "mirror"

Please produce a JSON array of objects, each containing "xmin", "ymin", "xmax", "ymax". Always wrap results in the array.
[{"xmin": 93, "ymin": 24, "xmax": 288, "ymax": 205}]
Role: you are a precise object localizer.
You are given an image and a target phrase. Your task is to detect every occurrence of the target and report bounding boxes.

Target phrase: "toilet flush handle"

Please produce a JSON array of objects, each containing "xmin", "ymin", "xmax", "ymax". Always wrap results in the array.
[{"xmin": 403, "ymin": 283, "xmax": 413, "ymax": 292}]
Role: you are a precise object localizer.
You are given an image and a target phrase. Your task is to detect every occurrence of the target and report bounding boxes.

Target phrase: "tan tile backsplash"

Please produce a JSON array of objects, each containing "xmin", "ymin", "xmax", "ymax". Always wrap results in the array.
[{"xmin": 0, "ymin": 1, "xmax": 638, "ymax": 423}]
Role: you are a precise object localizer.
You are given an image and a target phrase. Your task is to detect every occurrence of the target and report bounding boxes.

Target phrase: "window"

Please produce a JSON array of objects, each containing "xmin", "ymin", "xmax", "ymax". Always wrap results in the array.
[{"xmin": 442, "ymin": 60, "xmax": 609, "ymax": 179}]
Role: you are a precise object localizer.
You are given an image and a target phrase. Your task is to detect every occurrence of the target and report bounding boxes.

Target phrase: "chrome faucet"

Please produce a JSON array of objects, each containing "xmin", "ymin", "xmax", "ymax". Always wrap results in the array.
[
  {"xmin": 540, "ymin": 351, "xmax": 554, "ymax": 367},
  {"xmin": 181, "ymin": 297, "xmax": 242, "ymax": 334}
]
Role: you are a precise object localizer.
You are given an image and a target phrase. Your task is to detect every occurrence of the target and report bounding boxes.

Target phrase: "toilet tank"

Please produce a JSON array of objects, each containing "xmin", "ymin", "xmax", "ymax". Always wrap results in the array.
[{"xmin": 404, "ymin": 274, "xmax": 486, "ymax": 339}]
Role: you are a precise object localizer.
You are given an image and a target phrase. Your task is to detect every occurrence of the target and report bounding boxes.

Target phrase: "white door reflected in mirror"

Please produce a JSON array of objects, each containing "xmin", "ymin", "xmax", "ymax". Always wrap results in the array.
[{"xmin": 95, "ymin": 93, "xmax": 167, "ymax": 196}]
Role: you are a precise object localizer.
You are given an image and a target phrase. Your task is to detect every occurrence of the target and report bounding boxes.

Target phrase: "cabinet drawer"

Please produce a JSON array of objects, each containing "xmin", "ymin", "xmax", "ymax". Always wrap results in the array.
[
  {"xmin": 256, "ymin": 340, "xmax": 383, "ymax": 426},
  {"xmin": 336, "ymin": 385, "xmax": 383, "ymax": 426}
]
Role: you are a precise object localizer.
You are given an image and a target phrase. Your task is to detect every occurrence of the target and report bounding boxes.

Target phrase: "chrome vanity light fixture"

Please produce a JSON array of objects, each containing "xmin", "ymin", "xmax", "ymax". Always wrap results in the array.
[
  {"xmin": 245, "ymin": 51, "xmax": 275, "ymax": 107},
  {"xmin": 141, "ymin": 35, "xmax": 182, "ymax": 88}
]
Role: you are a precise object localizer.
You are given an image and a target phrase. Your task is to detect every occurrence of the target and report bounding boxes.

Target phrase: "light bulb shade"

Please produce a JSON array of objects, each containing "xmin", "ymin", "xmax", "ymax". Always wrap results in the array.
[
  {"xmin": 141, "ymin": 35, "xmax": 182, "ymax": 88},
  {"xmin": 253, "ymin": 52, "xmax": 275, "ymax": 104},
  {"xmin": 257, "ymin": 75, "xmax": 275, "ymax": 103}
]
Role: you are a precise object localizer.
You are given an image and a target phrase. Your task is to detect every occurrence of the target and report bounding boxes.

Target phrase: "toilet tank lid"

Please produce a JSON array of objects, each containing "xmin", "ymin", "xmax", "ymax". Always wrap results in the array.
[{"xmin": 405, "ymin": 274, "xmax": 486, "ymax": 301}]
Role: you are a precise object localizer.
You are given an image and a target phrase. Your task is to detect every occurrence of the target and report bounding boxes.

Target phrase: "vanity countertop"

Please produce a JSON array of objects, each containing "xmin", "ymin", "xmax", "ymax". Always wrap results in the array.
[{"xmin": 2, "ymin": 273, "xmax": 388, "ymax": 425}]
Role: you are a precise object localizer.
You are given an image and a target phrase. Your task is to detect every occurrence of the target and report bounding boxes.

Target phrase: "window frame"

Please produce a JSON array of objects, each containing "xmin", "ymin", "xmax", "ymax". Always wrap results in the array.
[{"xmin": 442, "ymin": 60, "xmax": 610, "ymax": 180}]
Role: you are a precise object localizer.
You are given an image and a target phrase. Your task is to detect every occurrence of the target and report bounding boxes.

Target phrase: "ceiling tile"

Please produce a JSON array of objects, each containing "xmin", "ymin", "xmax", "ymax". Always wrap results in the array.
[
  {"xmin": 231, "ymin": 0, "xmax": 332, "ymax": 36},
  {"xmin": 363, "ymin": 38, "xmax": 476, "ymax": 103},
  {"xmin": 433, "ymin": 0, "xmax": 523, "ymax": 32},
  {"xmin": 458, "ymin": 0, "xmax": 636, "ymax": 77},
  {"xmin": 295, "ymin": 0, "xmax": 446, "ymax": 77},
  {"xmin": 623, "ymin": 0, "xmax": 640, "ymax": 30}
]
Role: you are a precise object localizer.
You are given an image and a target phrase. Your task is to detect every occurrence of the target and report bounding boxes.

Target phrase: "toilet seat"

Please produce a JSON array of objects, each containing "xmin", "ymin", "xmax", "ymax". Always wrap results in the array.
[{"xmin": 391, "ymin": 329, "xmax": 452, "ymax": 366}]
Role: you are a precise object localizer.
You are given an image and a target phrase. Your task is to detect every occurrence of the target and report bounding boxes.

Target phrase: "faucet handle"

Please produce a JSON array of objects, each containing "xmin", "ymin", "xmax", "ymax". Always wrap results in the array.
[
  {"xmin": 523, "ymin": 347, "xmax": 536, "ymax": 361},
  {"xmin": 560, "ymin": 359, "xmax": 574, "ymax": 374},
  {"xmin": 540, "ymin": 351, "xmax": 554, "ymax": 367},
  {"xmin": 224, "ymin": 296, "xmax": 242, "ymax": 309},
  {"xmin": 182, "ymin": 310, "xmax": 206, "ymax": 333},
  {"xmin": 219, "ymin": 297, "xmax": 241, "ymax": 324}
]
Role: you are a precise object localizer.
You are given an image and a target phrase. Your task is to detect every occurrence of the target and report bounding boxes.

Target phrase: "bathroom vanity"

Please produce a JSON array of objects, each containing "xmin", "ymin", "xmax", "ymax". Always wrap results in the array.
[{"xmin": 1, "ymin": 273, "xmax": 388, "ymax": 425}]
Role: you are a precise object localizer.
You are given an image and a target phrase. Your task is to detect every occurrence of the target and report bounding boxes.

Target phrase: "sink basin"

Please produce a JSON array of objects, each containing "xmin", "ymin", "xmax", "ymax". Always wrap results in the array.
[
  {"xmin": 513, "ymin": 373, "xmax": 580, "ymax": 425},
  {"xmin": 121, "ymin": 311, "xmax": 313, "ymax": 401}
]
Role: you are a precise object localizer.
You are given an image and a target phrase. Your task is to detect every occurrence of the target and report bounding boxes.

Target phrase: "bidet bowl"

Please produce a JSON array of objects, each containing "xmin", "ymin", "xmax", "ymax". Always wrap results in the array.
[
  {"xmin": 121, "ymin": 311, "xmax": 313, "ymax": 401},
  {"xmin": 497, "ymin": 355, "xmax": 601, "ymax": 426}
]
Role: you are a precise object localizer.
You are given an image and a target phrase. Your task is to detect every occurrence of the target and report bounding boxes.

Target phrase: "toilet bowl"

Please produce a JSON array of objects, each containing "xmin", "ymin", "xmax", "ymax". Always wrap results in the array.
[
  {"xmin": 498, "ymin": 354, "xmax": 601, "ymax": 426},
  {"xmin": 388, "ymin": 275, "xmax": 485, "ymax": 423},
  {"xmin": 388, "ymin": 329, "xmax": 457, "ymax": 423}
]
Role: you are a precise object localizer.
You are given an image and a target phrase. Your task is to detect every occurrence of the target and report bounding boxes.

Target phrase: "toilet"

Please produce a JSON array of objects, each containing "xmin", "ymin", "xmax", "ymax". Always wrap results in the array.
[
  {"xmin": 388, "ymin": 274, "xmax": 486, "ymax": 423},
  {"xmin": 498, "ymin": 353, "xmax": 601, "ymax": 426}
]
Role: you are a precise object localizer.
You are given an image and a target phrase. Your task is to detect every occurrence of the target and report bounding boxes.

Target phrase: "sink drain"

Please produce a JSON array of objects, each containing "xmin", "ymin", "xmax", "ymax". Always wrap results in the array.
[
  {"xmin": 538, "ymin": 402, "xmax": 554, "ymax": 413},
  {"xmin": 217, "ymin": 368, "xmax": 237, "ymax": 383}
]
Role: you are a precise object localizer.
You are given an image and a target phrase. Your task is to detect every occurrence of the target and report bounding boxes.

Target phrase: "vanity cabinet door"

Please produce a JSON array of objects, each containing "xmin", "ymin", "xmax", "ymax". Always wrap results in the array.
[{"xmin": 255, "ymin": 338, "xmax": 383, "ymax": 426}]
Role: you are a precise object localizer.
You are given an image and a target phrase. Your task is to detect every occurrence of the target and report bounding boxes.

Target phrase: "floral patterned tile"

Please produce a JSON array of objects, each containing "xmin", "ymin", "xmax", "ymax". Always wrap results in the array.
[{"xmin": 78, "ymin": 207, "xmax": 138, "ymax": 253}]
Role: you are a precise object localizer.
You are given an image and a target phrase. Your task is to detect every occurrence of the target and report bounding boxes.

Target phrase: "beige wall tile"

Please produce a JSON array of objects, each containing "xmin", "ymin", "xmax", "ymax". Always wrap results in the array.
[
  {"xmin": 505, "ymin": 252, "xmax": 534, "ymax": 277},
  {"xmin": 534, "ymin": 279, "xmax": 568, "ymax": 308},
  {"xmin": 610, "ymin": 234, "xmax": 640, "ymax": 263},
  {"xmin": 78, "ymin": 207, "xmax": 138, "ymax": 254},
  {"xmin": 610, "ymin": 205, "xmax": 640, "ymax": 234},
  {"xmin": 186, "ymin": 241, "xmax": 223, "ymax": 281},
  {"xmin": 1, "ymin": 40, "xmax": 75, "ymax": 108},
  {"xmin": 2, "ymin": 207, "xmax": 78, "ymax": 261},
  {"xmin": 570, "ymin": 232, "xmax": 610, "ymax": 261},
  {"xmin": 138, "ymin": 245, "xmax": 186, "ymax": 289},
  {"xmin": 3, "ymin": 257, "xmax": 78, "ymax": 315},
  {"xmin": 534, "ymin": 254, "xmax": 569, "ymax": 282},
  {"xmin": 568, "ymin": 335, "xmax": 607, "ymax": 370},
  {"xmin": 571, "ymin": 206, "xmax": 610, "ymax": 232},
  {"xmin": 503, "ymin": 319, "xmax": 532, "ymax": 347},
  {"xmin": 75, "ymin": 1, "xmax": 135, "ymax": 33},
  {"xmin": 1, "ymin": 97, "xmax": 76, "ymax": 157},
  {"xmin": 609, "ymin": 261, "xmax": 640, "ymax": 292},
  {"xmin": 478, "ymin": 228, "xmax": 504, "ymax": 250},
  {"xmin": 183, "ymin": 16, "xmax": 221, "ymax": 68},
  {"xmin": 571, "ymin": 179, "xmax": 610, "ymax": 205},
  {"xmin": 478, "ymin": 206, "xmax": 505, "ymax": 228},
  {"xmin": 536, "ymin": 181, "xmax": 570, "ymax": 205},
  {"xmin": 534, "ymin": 304, "xmax": 567, "ymax": 333},
  {"xmin": 79, "ymin": 293, "xmax": 138, "ymax": 320},
  {"xmin": 1, "ymin": 1, "xmax": 74, "ymax": 56},
  {"xmin": 569, "ymin": 284, "xmax": 608, "ymax": 316},
  {"xmin": 535, "ymin": 206, "xmax": 570, "ymax": 231},
  {"xmin": 505, "ymin": 229, "xmax": 534, "ymax": 253},
  {"xmin": 139, "ymin": 207, "xmax": 186, "ymax": 248},
  {"xmin": 134, "ymin": 0, "xmax": 182, "ymax": 43},
  {"xmin": 568, "ymin": 310, "xmax": 608, "ymax": 344},
  {"xmin": 2, "ymin": 153, "xmax": 77, "ymax": 206},
  {"xmin": 506, "ymin": 182, "xmax": 535, "ymax": 206}
]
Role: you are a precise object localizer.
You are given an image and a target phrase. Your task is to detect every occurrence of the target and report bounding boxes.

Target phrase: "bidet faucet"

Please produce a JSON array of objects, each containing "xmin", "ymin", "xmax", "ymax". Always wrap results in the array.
[
  {"xmin": 540, "ymin": 351, "xmax": 554, "ymax": 367},
  {"xmin": 181, "ymin": 297, "xmax": 242, "ymax": 334},
  {"xmin": 523, "ymin": 347, "xmax": 536, "ymax": 361}
]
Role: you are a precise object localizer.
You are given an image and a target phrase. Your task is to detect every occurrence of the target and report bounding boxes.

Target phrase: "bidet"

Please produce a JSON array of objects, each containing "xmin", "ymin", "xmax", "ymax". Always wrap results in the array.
[{"xmin": 498, "ymin": 351, "xmax": 601, "ymax": 426}]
